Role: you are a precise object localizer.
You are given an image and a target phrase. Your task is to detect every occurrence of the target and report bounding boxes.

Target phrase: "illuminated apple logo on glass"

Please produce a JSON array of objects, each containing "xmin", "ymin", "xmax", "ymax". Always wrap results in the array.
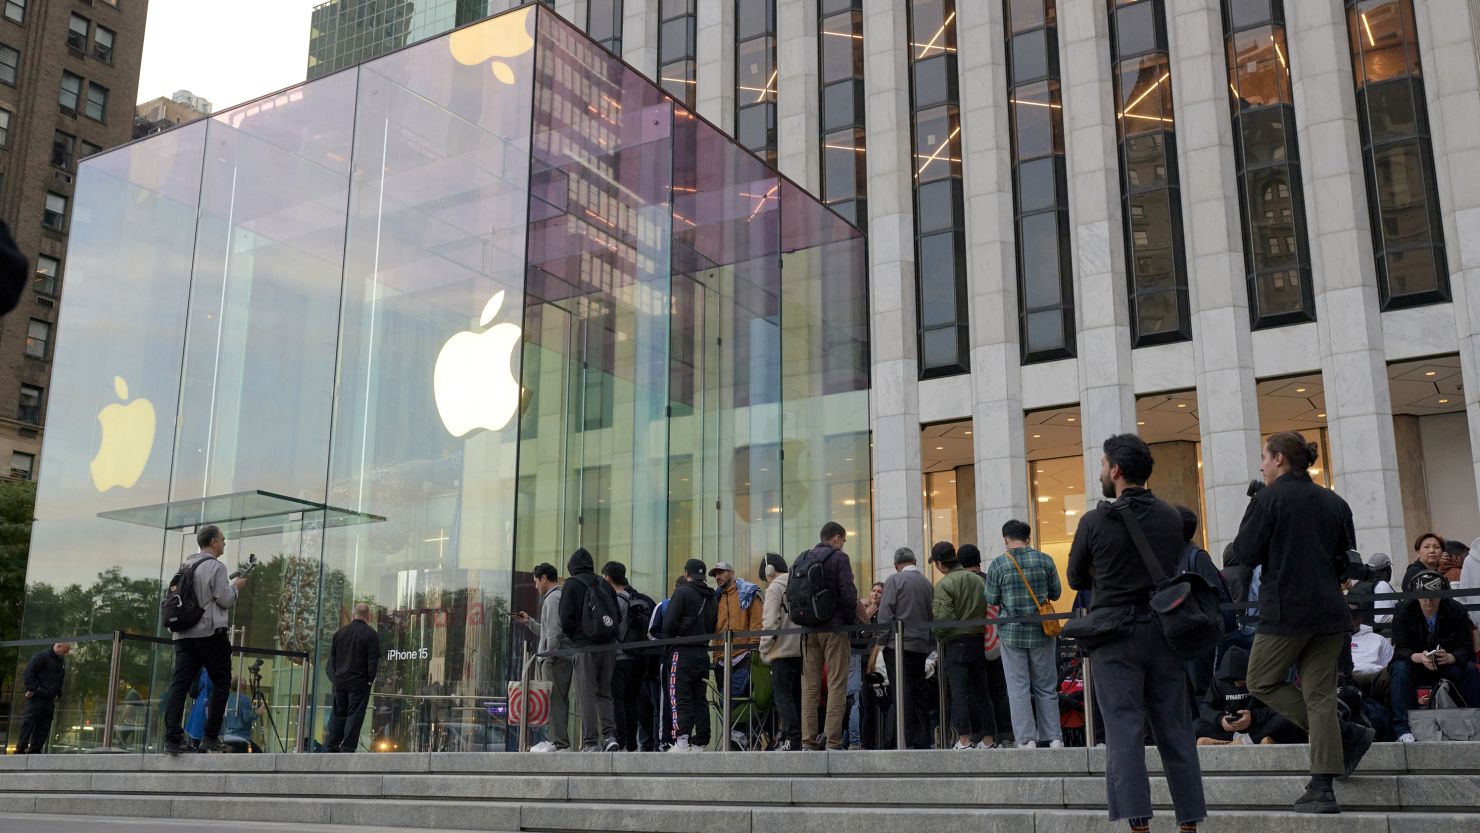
[
  {"xmin": 90, "ymin": 376, "xmax": 156, "ymax": 492},
  {"xmin": 434, "ymin": 291, "xmax": 522, "ymax": 438}
]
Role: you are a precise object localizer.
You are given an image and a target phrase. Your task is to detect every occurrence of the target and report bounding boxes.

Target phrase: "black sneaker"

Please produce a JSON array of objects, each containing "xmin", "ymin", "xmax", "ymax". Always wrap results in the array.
[
  {"xmin": 1293, "ymin": 785, "xmax": 1340, "ymax": 814},
  {"xmin": 603, "ymin": 738, "xmax": 620, "ymax": 752},
  {"xmin": 200, "ymin": 736, "xmax": 229, "ymax": 753},
  {"xmin": 163, "ymin": 741, "xmax": 184, "ymax": 756},
  {"xmin": 1341, "ymin": 723, "xmax": 1375, "ymax": 779}
]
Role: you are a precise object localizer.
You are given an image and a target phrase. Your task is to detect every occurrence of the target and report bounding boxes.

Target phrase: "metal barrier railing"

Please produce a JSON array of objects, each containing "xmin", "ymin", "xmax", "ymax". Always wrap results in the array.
[
  {"xmin": 527, "ymin": 585, "xmax": 1480, "ymax": 752},
  {"xmin": 0, "ymin": 631, "xmax": 310, "ymax": 752}
]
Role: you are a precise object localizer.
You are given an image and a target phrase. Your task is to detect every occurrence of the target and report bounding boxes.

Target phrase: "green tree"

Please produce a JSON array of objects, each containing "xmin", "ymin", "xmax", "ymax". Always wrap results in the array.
[{"xmin": 0, "ymin": 480, "xmax": 36, "ymax": 643}]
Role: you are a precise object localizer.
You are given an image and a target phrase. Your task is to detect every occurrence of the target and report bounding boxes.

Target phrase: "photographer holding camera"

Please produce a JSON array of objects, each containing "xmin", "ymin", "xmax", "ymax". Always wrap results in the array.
[{"xmin": 162, "ymin": 525, "xmax": 246, "ymax": 755}]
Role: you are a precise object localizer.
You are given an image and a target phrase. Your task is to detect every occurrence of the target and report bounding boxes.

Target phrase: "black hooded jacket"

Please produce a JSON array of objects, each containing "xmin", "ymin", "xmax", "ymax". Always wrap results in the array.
[
  {"xmin": 1227, "ymin": 470, "xmax": 1354, "ymax": 636},
  {"xmin": 559, "ymin": 548, "xmax": 609, "ymax": 646},
  {"xmin": 663, "ymin": 575, "xmax": 718, "ymax": 654},
  {"xmin": 1197, "ymin": 646, "xmax": 1273, "ymax": 728},
  {"xmin": 23, "ymin": 647, "xmax": 65, "ymax": 700},
  {"xmin": 1067, "ymin": 488, "xmax": 1184, "ymax": 611}
]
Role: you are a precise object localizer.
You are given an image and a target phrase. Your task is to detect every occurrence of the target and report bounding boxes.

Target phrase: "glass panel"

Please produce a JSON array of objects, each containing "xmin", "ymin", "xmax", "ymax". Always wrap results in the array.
[
  {"xmin": 1384, "ymin": 247, "xmax": 1439, "ymax": 297},
  {"xmin": 918, "ymin": 231, "xmax": 962, "ymax": 328},
  {"xmin": 660, "ymin": 60, "xmax": 696, "ymax": 105},
  {"xmin": 1229, "ymin": 27, "xmax": 1291, "ymax": 108},
  {"xmin": 736, "ymin": 0, "xmax": 774, "ymax": 40},
  {"xmin": 821, "ymin": 79, "xmax": 862, "ymax": 132},
  {"xmin": 911, "ymin": 54, "xmax": 955, "ymax": 109},
  {"xmin": 1245, "ymin": 165, "xmax": 1300, "ymax": 272},
  {"xmin": 822, "ymin": 128, "xmax": 865, "ymax": 203},
  {"xmin": 1254, "ymin": 269, "xmax": 1306, "ymax": 317},
  {"xmin": 910, "ymin": 0, "xmax": 957, "ymax": 61},
  {"xmin": 1238, "ymin": 106, "xmax": 1291, "ymax": 166},
  {"xmin": 1025, "ymin": 309, "xmax": 1065, "ymax": 351},
  {"xmin": 1123, "ymin": 131, "xmax": 1169, "ymax": 189},
  {"xmin": 1373, "ymin": 141, "xmax": 1433, "ymax": 246},
  {"xmin": 916, "ymin": 177, "xmax": 959, "ymax": 233},
  {"xmin": 1020, "ymin": 212, "xmax": 1063, "ymax": 308},
  {"xmin": 661, "ymin": 0, "xmax": 695, "ymax": 17},
  {"xmin": 1016, "ymin": 156, "xmax": 1058, "ymax": 213},
  {"xmin": 1363, "ymin": 80, "xmax": 1419, "ymax": 141},
  {"xmin": 1114, "ymin": 1, "xmax": 1157, "ymax": 56},
  {"xmin": 1351, "ymin": 0, "xmax": 1420, "ymax": 84},
  {"xmin": 1135, "ymin": 290, "xmax": 1181, "ymax": 336},
  {"xmin": 921, "ymin": 326, "xmax": 960, "ymax": 370},
  {"xmin": 1116, "ymin": 54, "xmax": 1173, "ymax": 134},
  {"xmin": 1011, "ymin": 29, "xmax": 1050, "ymax": 82},
  {"xmin": 1008, "ymin": 0, "xmax": 1048, "ymax": 34},
  {"xmin": 737, "ymin": 103, "xmax": 776, "ymax": 152},
  {"xmin": 821, "ymin": 11, "xmax": 863, "ymax": 81},
  {"xmin": 1012, "ymin": 80, "xmax": 1062, "ymax": 160},
  {"xmin": 1228, "ymin": 0, "xmax": 1272, "ymax": 29},
  {"xmin": 738, "ymin": 37, "xmax": 777, "ymax": 104},
  {"xmin": 1127, "ymin": 190, "xmax": 1179, "ymax": 287},
  {"xmin": 659, "ymin": 16, "xmax": 695, "ymax": 62},
  {"xmin": 914, "ymin": 105, "xmax": 961, "ymax": 183}
]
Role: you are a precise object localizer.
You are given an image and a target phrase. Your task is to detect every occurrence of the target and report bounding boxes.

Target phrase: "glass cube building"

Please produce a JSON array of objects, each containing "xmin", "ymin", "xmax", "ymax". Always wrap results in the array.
[{"xmin": 10, "ymin": 6, "xmax": 867, "ymax": 753}]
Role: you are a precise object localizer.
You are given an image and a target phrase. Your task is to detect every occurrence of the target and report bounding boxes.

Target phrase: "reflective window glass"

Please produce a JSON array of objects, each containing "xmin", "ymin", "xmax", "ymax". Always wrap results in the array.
[
  {"xmin": 822, "ymin": 79, "xmax": 863, "ymax": 131},
  {"xmin": 914, "ymin": 105, "xmax": 961, "ymax": 183},
  {"xmin": 1016, "ymin": 157, "xmax": 1058, "ymax": 214},
  {"xmin": 922, "ymin": 326, "xmax": 961, "ymax": 370},
  {"xmin": 737, "ymin": 0, "xmax": 774, "ymax": 40},
  {"xmin": 0, "ymin": 43, "xmax": 17, "ymax": 86},
  {"xmin": 1024, "ymin": 310, "xmax": 1065, "ymax": 351},
  {"xmin": 1238, "ymin": 106, "xmax": 1291, "ymax": 166},
  {"xmin": 910, "ymin": 0, "xmax": 956, "ymax": 60},
  {"xmin": 738, "ymin": 37, "xmax": 777, "ymax": 104},
  {"xmin": 1020, "ymin": 213, "xmax": 1064, "ymax": 309},
  {"xmin": 912, "ymin": 54, "xmax": 956, "ymax": 109},
  {"xmin": 918, "ymin": 232, "xmax": 963, "ymax": 328},
  {"xmin": 821, "ymin": 11, "xmax": 863, "ymax": 80},
  {"xmin": 1228, "ymin": 0, "xmax": 1273, "ymax": 29},
  {"xmin": 1012, "ymin": 80, "xmax": 1062, "ymax": 160},
  {"xmin": 1229, "ymin": 27, "xmax": 1291, "ymax": 108},
  {"xmin": 822, "ymin": 128, "xmax": 865, "ymax": 203},
  {"xmin": 916, "ymin": 178, "xmax": 960, "ymax": 233},
  {"xmin": 1008, "ymin": 0, "xmax": 1050, "ymax": 34},
  {"xmin": 660, "ymin": 16, "xmax": 695, "ymax": 62},
  {"xmin": 1115, "ymin": 1, "xmax": 1158, "ymax": 56},
  {"xmin": 1011, "ymin": 29, "xmax": 1051, "ymax": 82},
  {"xmin": 738, "ymin": 102, "xmax": 776, "ymax": 151}
]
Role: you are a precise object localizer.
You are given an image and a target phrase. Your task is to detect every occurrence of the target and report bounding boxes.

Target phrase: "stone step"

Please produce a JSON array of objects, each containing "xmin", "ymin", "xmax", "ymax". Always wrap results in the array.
[
  {"xmin": 0, "ymin": 795, "xmax": 1468, "ymax": 833},
  {"xmin": 2, "ymin": 741, "xmax": 1469, "ymax": 777}
]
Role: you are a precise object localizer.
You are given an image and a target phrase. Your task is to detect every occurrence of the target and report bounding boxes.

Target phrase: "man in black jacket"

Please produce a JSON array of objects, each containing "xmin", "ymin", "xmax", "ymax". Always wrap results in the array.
[
  {"xmin": 1067, "ymin": 434, "xmax": 1206, "ymax": 833},
  {"xmin": 559, "ymin": 547, "xmax": 620, "ymax": 752},
  {"xmin": 1389, "ymin": 571, "xmax": 1480, "ymax": 743},
  {"xmin": 326, "ymin": 604, "xmax": 380, "ymax": 752},
  {"xmin": 799, "ymin": 521, "xmax": 859, "ymax": 750},
  {"xmin": 14, "ymin": 643, "xmax": 70, "ymax": 754},
  {"xmin": 1230, "ymin": 432, "xmax": 1374, "ymax": 814},
  {"xmin": 663, "ymin": 559, "xmax": 717, "ymax": 751}
]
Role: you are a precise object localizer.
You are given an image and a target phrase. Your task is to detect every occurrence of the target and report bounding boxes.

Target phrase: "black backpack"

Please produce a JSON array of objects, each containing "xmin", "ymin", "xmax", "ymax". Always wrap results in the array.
[
  {"xmin": 161, "ymin": 559, "xmax": 206, "ymax": 633},
  {"xmin": 787, "ymin": 548, "xmax": 837, "ymax": 627},
  {"xmin": 622, "ymin": 590, "xmax": 655, "ymax": 645},
  {"xmin": 578, "ymin": 574, "xmax": 622, "ymax": 644}
]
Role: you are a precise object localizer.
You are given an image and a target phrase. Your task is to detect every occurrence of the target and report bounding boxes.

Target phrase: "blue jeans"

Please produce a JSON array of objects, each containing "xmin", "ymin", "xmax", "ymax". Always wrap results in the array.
[
  {"xmin": 999, "ymin": 640, "xmax": 1062, "ymax": 745},
  {"xmin": 1389, "ymin": 656, "xmax": 1480, "ymax": 734}
]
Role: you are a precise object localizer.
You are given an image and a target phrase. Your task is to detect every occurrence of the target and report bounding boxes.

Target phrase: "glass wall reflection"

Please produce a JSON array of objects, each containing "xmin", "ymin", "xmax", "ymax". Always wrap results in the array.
[{"xmin": 9, "ymin": 7, "xmax": 868, "ymax": 755}]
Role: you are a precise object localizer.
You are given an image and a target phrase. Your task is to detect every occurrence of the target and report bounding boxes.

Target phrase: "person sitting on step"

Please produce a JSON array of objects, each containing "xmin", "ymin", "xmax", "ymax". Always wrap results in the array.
[{"xmin": 1194, "ymin": 646, "xmax": 1305, "ymax": 746}]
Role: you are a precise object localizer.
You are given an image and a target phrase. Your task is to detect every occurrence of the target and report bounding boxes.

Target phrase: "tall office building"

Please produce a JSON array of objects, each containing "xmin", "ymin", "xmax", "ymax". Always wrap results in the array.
[
  {"xmin": 308, "ymin": 0, "xmax": 1480, "ymax": 576},
  {"xmin": 307, "ymin": 0, "xmax": 520, "ymax": 79},
  {"xmin": 0, "ymin": 0, "xmax": 148, "ymax": 483}
]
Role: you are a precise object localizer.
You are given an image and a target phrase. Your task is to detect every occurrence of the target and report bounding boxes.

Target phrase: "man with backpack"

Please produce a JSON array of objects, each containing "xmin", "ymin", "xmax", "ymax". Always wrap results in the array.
[
  {"xmin": 161, "ymin": 524, "xmax": 247, "ymax": 755},
  {"xmin": 603, "ymin": 560, "xmax": 656, "ymax": 751},
  {"xmin": 664, "ymin": 559, "xmax": 717, "ymax": 751},
  {"xmin": 1176, "ymin": 506, "xmax": 1235, "ymax": 703},
  {"xmin": 792, "ymin": 521, "xmax": 858, "ymax": 750},
  {"xmin": 559, "ymin": 548, "xmax": 621, "ymax": 752}
]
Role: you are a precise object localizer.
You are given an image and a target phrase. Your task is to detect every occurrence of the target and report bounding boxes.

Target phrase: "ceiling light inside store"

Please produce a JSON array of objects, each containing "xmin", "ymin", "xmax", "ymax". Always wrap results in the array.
[
  {"xmin": 1137, "ymin": 421, "xmax": 1145, "ymax": 426},
  {"xmin": 1064, "ymin": 510, "xmax": 1076, "ymax": 516},
  {"xmin": 1037, "ymin": 496, "xmax": 1050, "ymax": 503},
  {"xmin": 1426, "ymin": 371, "xmax": 1437, "ymax": 376},
  {"xmin": 1439, "ymin": 399, "xmax": 1450, "ymax": 404},
  {"xmin": 1033, "ymin": 433, "xmax": 1041, "ymax": 438},
  {"xmin": 1177, "ymin": 403, "xmax": 1186, "ymax": 408},
  {"xmin": 1310, "ymin": 468, "xmax": 1321, "ymax": 475},
  {"xmin": 1067, "ymin": 417, "xmax": 1076, "ymax": 422},
  {"xmin": 1318, "ymin": 413, "xmax": 1326, "ymax": 418},
  {"xmin": 1296, "ymin": 387, "xmax": 1306, "ymax": 393}
]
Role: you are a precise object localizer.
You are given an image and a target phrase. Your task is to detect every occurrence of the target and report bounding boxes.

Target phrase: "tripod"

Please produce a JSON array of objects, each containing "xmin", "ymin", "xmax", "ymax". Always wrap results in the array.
[{"xmin": 247, "ymin": 659, "xmax": 289, "ymax": 753}]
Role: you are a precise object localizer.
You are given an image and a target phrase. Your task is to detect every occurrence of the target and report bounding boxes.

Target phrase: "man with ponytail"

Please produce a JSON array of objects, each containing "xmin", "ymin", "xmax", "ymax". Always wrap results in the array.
[{"xmin": 1230, "ymin": 432, "xmax": 1375, "ymax": 814}]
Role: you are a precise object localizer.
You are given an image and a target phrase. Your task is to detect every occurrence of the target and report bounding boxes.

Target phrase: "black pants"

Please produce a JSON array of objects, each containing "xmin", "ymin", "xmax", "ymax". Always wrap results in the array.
[
  {"xmin": 1194, "ymin": 712, "xmax": 1305, "ymax": 744},
  {"xmin": 14, "ymin": 698, "xmax": 55, "ymax": 753},
  {"xmin": 326, "ymin": 680, "xmax": 372, "ymax": 752},
  {"xmin": 164, "ymin": 631, "xmax": 232, "ymax": 745},
  {"xmin": 1095, "ymin": 617, "xmax": 1207, "ymax": 824},
  {"xmin": 670, "ymin": 649, "xmax": 710, "ymax": 746},
  {"xmin": 770, "ymin": 656, "xmax": 803, "ymax": 746},
  {"xmin": 612, "ymin": 658, "xmax": 652, "ymax": 751},
  {"xmin": 985, "ymin": 656, "xmax": 1013, "ymax": 742},
  {"xmin": 883, "ymin": 648, "xmax": 931, "ymax": 749},
  {"xmin": 943, "ymin": 635, "xmax": 996, "ymax": 741}
]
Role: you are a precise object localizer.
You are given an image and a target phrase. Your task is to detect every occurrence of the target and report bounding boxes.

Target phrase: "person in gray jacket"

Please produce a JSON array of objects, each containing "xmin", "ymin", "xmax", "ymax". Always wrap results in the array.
[
  {"xmin": 163, "ymin": 525, "xmax": 246, "ymax": 754},
  {"xmin": 759, "ymin": 553, "xmax": 802, "ymax": 750},
  {"xmin": 876, "ymin": 546, "xmax": 934, "ymax": 749},
  {"xmin": 517, "ymin": 562, "xmax": 572, "ymax": 752}
]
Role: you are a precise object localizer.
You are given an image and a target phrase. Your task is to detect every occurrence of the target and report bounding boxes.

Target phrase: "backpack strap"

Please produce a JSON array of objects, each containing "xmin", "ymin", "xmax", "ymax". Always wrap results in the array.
[{"xmin": 1114, "ymin": 504, "xmax": 1170, "ymax": 585}]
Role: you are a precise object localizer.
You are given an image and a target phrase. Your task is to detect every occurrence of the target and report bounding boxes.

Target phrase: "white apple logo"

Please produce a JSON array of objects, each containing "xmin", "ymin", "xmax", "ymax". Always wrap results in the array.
[
  {"xmin": 90, "ymin": 376, "xmax": 156, "ymax": 492},
  {"xmin": 434, "ymin": 290, "xmax": 523, "ymax": 438}
]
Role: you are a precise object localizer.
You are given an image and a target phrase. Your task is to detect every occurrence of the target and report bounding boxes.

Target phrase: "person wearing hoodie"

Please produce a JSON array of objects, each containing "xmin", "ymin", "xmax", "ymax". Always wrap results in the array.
[
  {"xmin": 1389, "ymin": 571, "xmax": 1480, "ymax": 743},
  {"xmin": 1459, "ymin": 537, "xmax": 1480, "ymax": 630},
  {"xmin": 558, "ymin": 547, "xmax": 620, "ymax": 752},
  {"xmin": 710, "ymin": 561, "xmax": 764, "ymax": 705},
  {"xmin": 759, "ymin": 553, "xmax": 803, "ymax": 750},
  {"xmin": 1230, "ymin": 432, "xmax": 1375, "ymax": 814},
  {"xmin": 1194, "ymin": 646, "xmax": 1305, "ymax": 746},
  {"xmin": 798, "ymin": 521, "xmax": 860, "ymax": 750},
  {"xmin": 931, "ymin": 541, "xmax": 998, "ymax": 749},
  {"xmin": 1067, "ymin": 434, "xmax": 1206, "ymax": 833},
  {"xmin": 517, "ymin": 562, "xmax": 573, "ymax": 752},
  {"xmin": 877, "ymin": 546, "xmax": 934, "ymax": 749},
  {"xmin": 664, "ymin": 558, "xmax": 718, "ymax": 751}
]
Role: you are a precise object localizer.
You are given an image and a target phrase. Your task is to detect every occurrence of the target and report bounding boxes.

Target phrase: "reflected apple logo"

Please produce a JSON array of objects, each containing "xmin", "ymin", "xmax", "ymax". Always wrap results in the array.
[
  {"xmin": 434, "ymin": 291, "xmax": 522, "ymax": 438},
  {"xmin": 90, "ymin": 376, "xmax": 156, "ymax": 492}
]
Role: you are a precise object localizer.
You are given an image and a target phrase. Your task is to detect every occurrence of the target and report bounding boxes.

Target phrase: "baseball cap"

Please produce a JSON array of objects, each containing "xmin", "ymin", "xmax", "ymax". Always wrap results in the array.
[
  {"xmin": 708, "ymin": 561, "xmax": 735, "ymax": 576},
  {"xmin": 1412, "ymin": 570, "xmax": 1448, "ymax": 593},
  {"xmin": 683, "ymin": 558, "xmax": 707, "ymax": 577},
  {"xmin": 1367, "ymin": 552, "xmax": 1392, "ymax": 570}
]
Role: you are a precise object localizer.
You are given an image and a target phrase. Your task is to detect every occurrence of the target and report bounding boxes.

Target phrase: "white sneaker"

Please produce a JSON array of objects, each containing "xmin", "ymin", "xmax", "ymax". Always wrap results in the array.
[
  {"xmin": 669, "ymin": 736, "xmax": 691, "ymax": 752},
  {"xmin": 952, "ymin": 740, "xmax": 974, "ymax": 750},
  {"xmin": 529, "ymin": 741, "xmax": 557, "ymax": 753},
  {"xmin": 1398, "ymin": 733, "xmax": 1416, "ymax": 744},
  {"xmin": 974, "ymin": 740, "xmax": 998, "ymax": 750},
  {"xmin": 1047, "ymin": 739, "xmax": 1064, "ymax": 749}
]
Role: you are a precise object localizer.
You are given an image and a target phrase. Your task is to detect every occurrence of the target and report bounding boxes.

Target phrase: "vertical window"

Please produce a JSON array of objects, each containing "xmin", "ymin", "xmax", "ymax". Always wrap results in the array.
[
  {"xmin": 0, "ymin": 108, "xmax": 10, "ymax": 147},
  {"xmin": 85, "ymin": 82, "xmax": 108, "ymax": 121},
  {"xmin": 16, "ymin": 384, "xmax": 41, "ymax": 424},
  {"xmin": 93, "ymin": 25, "xmax": 114, "ymax": 63},
  {"xmin": 42, "ymin": 192, "xmax": 66, "ymax": 231},
  {"xmin": 24, "ymin": 319, "xmax": 48, "ymax": 359},
  {"xmin": 10, "ymin": 452, "xmax": 33, "ymax": 481},
  {"xmin": 1345, "ymin": 0, "xmax": 1449, "ymax": 308},
  {"xmin": 736, "ymin": 1, "xmax": 778, "ymax": 164},
  {"xmin": 50, "ymin": 131, "xmax": 74, "ymax": 170},
  {"xmin": 0, "ymin": 43, "xmax": 17, "ymax": 86},
  {"xmin": 3, "ymin": 0, "xmax": 22, "ymax": 24},
  {"xmin": 818, "ymin": 0, "xmax": 866, "ymax": 226},
  {"xmin": 1108, "ymin": 0, "xmax": 1191, "ymax": 346},
  {"xmin": 67, "ymin": 14, "xmax": 89, "ymax": 51},
  {"xmin": 1007, "ymin": 0, "xmax": 1074, "ymax": 362},
  {"xmin": 909, "ymin": 0, "xmax": 968, "ymax": 377},
  {"xmin": 34, "ymin": 255, "xmax": 57, "ymax": 296},
  {"xmin": 658, "ymin": 0, "xmax": 696, "ymax": 107},
  {"xmin": 587, "ymin": 0, "xmax": 622, "ymax": 54},
  {"xmin": 1224, "ymin": 0, "xmax": 1314, "ymax": 327},
  {"xmin": 59, "ymin": 72, "xmax": 82, "ymax": 115},
  {"xmin": 80, "ymin": 140, "xmax": 100, "ymax": 158}
]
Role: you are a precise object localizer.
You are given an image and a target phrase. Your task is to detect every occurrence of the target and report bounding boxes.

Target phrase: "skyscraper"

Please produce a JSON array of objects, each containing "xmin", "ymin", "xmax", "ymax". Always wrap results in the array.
[{"xmin": 0, "ymin": 0, "xmax": 148, "ymax": 483}]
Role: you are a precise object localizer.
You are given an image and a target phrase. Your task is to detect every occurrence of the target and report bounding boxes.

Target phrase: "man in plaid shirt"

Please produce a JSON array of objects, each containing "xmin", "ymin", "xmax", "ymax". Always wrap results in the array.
[{"xmin": 983, "ymin": 519, "xmax": 1064, "ymax": 748}]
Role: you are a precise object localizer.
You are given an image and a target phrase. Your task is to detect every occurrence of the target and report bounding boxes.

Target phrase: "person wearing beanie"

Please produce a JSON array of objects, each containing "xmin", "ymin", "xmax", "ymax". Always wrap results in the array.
[
  {"xmin": 663, "ymin": 558, "xmax": 717, "ymax": 751},
  {"xmin": 930, "ymin": 541, "xmax": 998, "ymax": 749},
  {"xmin": 558, "ymin": 547, "xmax": 620, "ymax": 752},
  {"xmin": 1390, "ymin": 570, "xmax": 1480, "ymax": 743},
  {"xmin": 1193, "ymin": 646, "xmax": 1304, "ymax": 746},
  {"xmin": 1229, "ymin": 432, "xmax": 1373, "ymax": 814},
  {"xmin": 759, "ymin": 553, "xmax": 803, "ymax": 750}
]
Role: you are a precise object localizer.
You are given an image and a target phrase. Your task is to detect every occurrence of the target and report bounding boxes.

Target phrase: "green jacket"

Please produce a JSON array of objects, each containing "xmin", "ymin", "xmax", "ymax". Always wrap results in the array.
[{"xmin": 932, "ymin": 566, "xmax": 987, "ymax": 642}]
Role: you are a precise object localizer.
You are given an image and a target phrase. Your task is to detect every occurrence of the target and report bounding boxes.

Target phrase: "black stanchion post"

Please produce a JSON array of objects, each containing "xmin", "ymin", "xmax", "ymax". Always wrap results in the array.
[
  {"xmin": 519, "ymin": 642, "xmax": 531, "ymax": 752},
  {"xmin": 721, "ymin": 630, "xmax": 733, "ymax": 751},
  {"xmin": 100, "ymin": 630, "xmax": 123, "ymax": 750},
  {"xmin": 893, "ymin": 619, "xmax": 906, "ymax": 750}
]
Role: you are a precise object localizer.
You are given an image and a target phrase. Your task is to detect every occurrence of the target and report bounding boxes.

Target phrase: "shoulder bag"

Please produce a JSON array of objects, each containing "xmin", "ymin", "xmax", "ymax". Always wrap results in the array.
[
  {"xmin": 1118, "ymin": 507, "xmax": 1223, "ymax": 661},
  {"xmin": 1004, "ymin": 551, "xmax": 1062, "ymax": 638}
]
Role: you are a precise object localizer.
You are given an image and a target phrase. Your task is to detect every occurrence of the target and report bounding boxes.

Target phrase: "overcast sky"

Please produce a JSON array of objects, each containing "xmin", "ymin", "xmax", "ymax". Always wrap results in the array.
[{"xmin": 136, "ymin": 0, "xmax": 315, "ymax": 110}]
